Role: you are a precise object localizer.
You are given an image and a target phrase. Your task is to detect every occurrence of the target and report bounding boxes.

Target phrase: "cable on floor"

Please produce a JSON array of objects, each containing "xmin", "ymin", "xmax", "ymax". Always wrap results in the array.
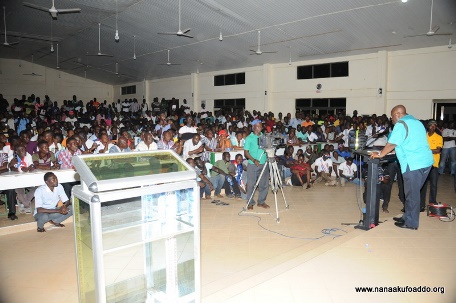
[{"xmin": 238, "ymin": 210, "xmax": 347, "ymax": 240}]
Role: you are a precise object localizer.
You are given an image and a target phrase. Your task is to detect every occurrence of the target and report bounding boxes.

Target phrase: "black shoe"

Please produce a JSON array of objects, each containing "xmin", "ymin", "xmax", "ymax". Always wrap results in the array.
[
  {"xmin": 8, "ymin": 213, "xmax": 18, "ymax": 220},
  {"xmin": 420, "ymin": 207, "xmax": 426, "ymax": 212},
  {"xmin": 400, "ymin": 208, "xmax": 405, "ymax": 213},
  {"xmin": 394, "ymin": 221, "xmax": 417, "ymax": 230},
  {"xmin": 393, "ymin": 217, "xmax": 404, "ymax": 223}
]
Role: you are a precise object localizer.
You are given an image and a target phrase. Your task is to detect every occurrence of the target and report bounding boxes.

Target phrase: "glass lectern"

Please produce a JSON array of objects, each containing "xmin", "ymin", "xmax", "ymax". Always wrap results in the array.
[{"xmin": 71, "ymin": 150, "xmax": 200, "ymax": 303}]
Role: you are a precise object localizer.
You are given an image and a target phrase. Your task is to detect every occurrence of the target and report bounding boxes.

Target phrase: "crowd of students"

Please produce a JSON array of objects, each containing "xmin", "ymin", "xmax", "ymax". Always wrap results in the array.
[{"xmin": 0, "ymin": 94, "xmax": 454, "ymax": 225}]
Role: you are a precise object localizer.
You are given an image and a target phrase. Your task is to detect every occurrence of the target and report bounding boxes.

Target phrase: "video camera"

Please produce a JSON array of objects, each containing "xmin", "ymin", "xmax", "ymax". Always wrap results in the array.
[{"xmin": 259, "ymin": 133, "xmax": 287, "ymax": 150}]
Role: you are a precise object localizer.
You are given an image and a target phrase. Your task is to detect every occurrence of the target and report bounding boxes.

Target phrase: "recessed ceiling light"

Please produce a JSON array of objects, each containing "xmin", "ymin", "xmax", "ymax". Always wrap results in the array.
[
  {"xmin": 401, "ymin": 0, "xmax": 407, "ymax": 3},
  {"xmin": 392, "ymin": 31, "xmax": 397, "ymax": 34}
]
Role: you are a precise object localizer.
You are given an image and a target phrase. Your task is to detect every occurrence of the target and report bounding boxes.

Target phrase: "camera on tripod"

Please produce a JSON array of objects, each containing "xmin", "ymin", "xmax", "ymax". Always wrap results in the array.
[{"xmin": 259, "ymin": 133, "xmax": 287, "ymax": 158}]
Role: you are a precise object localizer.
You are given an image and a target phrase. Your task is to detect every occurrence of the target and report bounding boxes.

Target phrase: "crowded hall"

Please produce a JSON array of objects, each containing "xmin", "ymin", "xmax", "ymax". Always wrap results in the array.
[{"xmin": 1, "ymin": 0, "xmax": 456, "ymax": 302}]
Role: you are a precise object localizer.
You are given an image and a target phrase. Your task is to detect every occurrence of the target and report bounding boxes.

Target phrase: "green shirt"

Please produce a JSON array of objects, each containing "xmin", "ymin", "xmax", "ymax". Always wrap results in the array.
[
  {"xmin": 244, "ymin": 133, "xmax": 267, "ymax": 165},
  {"xmin": 211, "ymin": 159, "xmax": 229, "ymax": 177}
]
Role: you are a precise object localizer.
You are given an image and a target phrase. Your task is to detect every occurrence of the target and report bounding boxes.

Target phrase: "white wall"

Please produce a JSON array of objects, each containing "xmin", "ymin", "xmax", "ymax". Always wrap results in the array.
[
  {"xmin": 387, "ymin": 46, "xmax": 456, "ymax": 119},
  {"xmin": 0, "ymin": 58, "xmax": 113, "ymax": 105},
  {"xmin": 148, "ymin": 75, "xmax": 192, "ymax": 109},
  {"xmin": 196, "ymin": 66, "xmax": 264, "ymax": 113},
  {"xmin": 113, "ymin": 80, "xmax": 146, "ymax": 103},
  {"xmin": 6, "ymin": 45, "xmax": 451, "ymax": 119}
]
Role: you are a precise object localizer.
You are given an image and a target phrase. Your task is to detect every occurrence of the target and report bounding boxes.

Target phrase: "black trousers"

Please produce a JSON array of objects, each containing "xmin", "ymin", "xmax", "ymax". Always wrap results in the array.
[
  {"xmin": 1, "ymin": 189, "xmax": 17, "ymax": 215},
  {"xmin": 420, "ymin": 166, "xmax": 439, "ymax": 208},
  {"xmin": 388, "ymin": 161, "xmax": 405, "ymax": 203}
]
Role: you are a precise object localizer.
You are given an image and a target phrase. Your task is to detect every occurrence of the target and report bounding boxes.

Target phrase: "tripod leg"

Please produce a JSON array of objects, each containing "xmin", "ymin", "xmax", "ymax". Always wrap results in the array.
[
  {"xmin": 267, "ymin": 160, "xmax": 280, "ymax": 222},
  {"xmin": 271, "ymin": 161, "xmax": 289, "ymax": 210},
  {"xmin": 244, "ymin": 162, "xmax": 269, "ymax": 210}
]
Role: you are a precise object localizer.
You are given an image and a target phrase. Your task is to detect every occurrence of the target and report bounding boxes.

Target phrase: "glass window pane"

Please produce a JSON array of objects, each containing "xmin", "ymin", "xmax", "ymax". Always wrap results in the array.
[
  {"xmin": 214, "ymin": 99, "xmax": 224, "ymax": 108},
  {"xmin": 330, "ymin": 98, "xmax": 347, "ymax": 107},
  {"xmin": 214, "ymin": 75, "xmax": 224, "ymax": 86},
  {"xmin": 297, "ymin": 65, "xmax": 312, "ymax": 79},
  {"xmin": 225, "ymin": 99, "xmax": 235, "ymax": 106},
  {"xmin": 225, "ymin": 74, "xmax": 235, "ymax": 85},
  {"xmin": 312, "ymin": 98, "xmax": 329, "ymax": 107},
  {"xmin": 236, "ymin": 73, "xmax": 245, "ymax": 84},
  {"xmin": 331, "ymin": 62, "xmax": 349, "ymax": 77},
  {"xmin": 313, "ymin": 64, "xmax": 330, "ymax": 78},
  {"xmin": 296, "ymin": 99, "xmax": 311, "ymax": 107}
]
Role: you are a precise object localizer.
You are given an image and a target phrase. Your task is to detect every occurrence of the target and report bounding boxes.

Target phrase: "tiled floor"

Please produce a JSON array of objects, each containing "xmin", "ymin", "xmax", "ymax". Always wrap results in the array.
[{"xmin": 0, "ymin": 175, "xmax": 455, "ymax": 303}]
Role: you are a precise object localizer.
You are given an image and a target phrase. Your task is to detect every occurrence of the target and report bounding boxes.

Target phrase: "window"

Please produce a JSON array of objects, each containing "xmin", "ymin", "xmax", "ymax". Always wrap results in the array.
[
  {"xmin": 331, "ymin": 62, "xmax": 349, "ymax": 77},
  {"xmin": 297, "ymin": 66, "xmax": 312, "ymax": 80},
  {"xmin": 121, "ymin": 85, "xmax": 136, "ymax": 95},
  {"xmin": 297, "ymin": 62, "xmax": 349, "ymax": 79},
  {"xmin": 295, "ymin": 98, "xmax": 346, "ymax": 115},
  {"xmin": 213, "ymin": 98, "xmax": 245, "ymax": 111},
  {"xmin": 214, "ymin": 73, "xmax": 245, "ymax": 86},
  {"xmin": 313, "ymin": 64, "xmax": 330, "ymax": 79}
]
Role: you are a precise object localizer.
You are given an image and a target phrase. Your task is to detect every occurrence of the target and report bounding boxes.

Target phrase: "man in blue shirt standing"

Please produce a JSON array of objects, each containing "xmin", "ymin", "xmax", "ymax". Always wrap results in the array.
[{"xmin": 371, "ymin": 105, "xmax": 433, "ymax": 230}]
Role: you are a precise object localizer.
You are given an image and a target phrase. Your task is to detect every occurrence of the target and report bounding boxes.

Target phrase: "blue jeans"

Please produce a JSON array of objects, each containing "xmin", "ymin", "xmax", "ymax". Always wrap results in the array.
[
  {"xmin": 209, "ymin": 174, "xmax": 225, "ymax": 196},
  {"xmin": 402, "ymin": 165, "xmax": 431, "ymax": 228},
  {"xmin": 34, "ymin": 206, "xmax": 73, "ymax": 229},
  {"xmin": 438, "ymin": 147, "xmax": 456, "ymax": 175}
]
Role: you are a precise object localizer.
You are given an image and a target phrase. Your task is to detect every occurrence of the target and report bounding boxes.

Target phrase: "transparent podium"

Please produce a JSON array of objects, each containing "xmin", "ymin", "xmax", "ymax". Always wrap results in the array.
[{"xmin": 71, "ymin": 150, "xmax": 200, "ymax": 303}]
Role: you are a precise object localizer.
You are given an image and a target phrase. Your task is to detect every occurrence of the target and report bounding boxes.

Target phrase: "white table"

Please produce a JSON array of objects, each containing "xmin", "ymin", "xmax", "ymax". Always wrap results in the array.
[{"xmin": 0, "ymin": 169, "xmax": 80, "ymax": 191}]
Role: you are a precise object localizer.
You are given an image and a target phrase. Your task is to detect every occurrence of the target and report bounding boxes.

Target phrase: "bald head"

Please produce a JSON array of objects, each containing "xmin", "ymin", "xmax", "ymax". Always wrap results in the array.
[{"xmin": 391, "ymin": 105, "xmax": 407, "ymax": 124}]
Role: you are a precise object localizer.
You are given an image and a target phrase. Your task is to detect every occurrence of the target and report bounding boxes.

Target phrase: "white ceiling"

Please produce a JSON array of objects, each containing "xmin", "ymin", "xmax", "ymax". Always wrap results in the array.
[{"xmin": 2, "ymin": 0, "xmax": 455, "ymax": 85}]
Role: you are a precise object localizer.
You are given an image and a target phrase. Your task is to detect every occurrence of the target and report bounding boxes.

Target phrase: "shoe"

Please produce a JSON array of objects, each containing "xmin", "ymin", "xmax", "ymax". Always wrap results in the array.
[
  {"xmin": 235, "ymin": 195, "xmax": 242, "ymax": 200},
  {"xmin": 18, "ymin": 204, "xmax": 25, "ymax": 214},
  {"xmin": 420, "ymin": 207, "xmax": 426, "ymax": 212},
  {"xmin": 393, "ymin": 217, "xmax": 404, "ymax": 223},
  {"xmin": 24, "ymin": 207, "xmax": 32, "ymax": 214},
  {"xmin": 247, "ymin": 205, "xmax": 253, "ymax": 210},
  {"xmin": 306, "ymin": 184, "xmax": 311, "ymax": 189},
  {"xmin": 37, "ymin": 227, "xmax": 46, "ymax": 232},
  {"xmin": 215, "ymin": 194, "xmax": 224, "ymax": 198},
  {"xmin": 49, "ymin": 220, "xmax": 65, "ymax": 227},
  {"xmin": 8, "ymin": 213, "xmax": 18, "ymax": 220},
  {"xmin": 400, "ymin": 208, "xmax": 405, "ymax": 213},
  {"xmin": 226, "ymin": 194, "xmax": 235, "ymax": 199},
  {"xmin": 394, "ymin": 221, "xmax": 417, "ymax": 230},
  {"xmin": 382, "ymin": 208, "xmax": 389, "ymax": 213},
  {"xmin": 258, "ymin": 203, "xmax": 270, "ymax": 209},
  {"xmin": 325, "ymin": 182, "xmax": 329, "ymax": 186},
  {"xmin": 286, "ymin": 178, "xmax": 292, "ymax": 186}
]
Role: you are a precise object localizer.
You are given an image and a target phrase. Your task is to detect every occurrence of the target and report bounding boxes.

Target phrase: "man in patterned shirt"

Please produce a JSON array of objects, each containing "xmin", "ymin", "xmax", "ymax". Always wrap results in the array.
[{"xmin": 57, "ymin": 137, "xmax": 81, "ymax": 198}]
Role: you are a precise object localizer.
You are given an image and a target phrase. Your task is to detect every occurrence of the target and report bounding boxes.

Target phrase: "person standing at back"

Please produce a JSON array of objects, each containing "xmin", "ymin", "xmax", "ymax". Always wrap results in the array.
[
  {"xmin": 420, "ymin": 120, "xmax": 443, "ymax": 209},
  {"xmin": 371, "ymin": 105, "xmax": 433, "ymax": 230}
]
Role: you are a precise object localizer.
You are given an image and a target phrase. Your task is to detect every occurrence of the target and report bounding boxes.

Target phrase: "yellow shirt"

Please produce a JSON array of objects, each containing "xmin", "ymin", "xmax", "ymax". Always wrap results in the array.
[{"xmin": 427, "ymin": 132, "xmax": 443, "ymax": 167}]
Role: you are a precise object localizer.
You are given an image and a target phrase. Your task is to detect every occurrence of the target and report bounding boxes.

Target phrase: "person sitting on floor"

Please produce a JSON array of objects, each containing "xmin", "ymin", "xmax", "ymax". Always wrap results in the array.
[
  {"xmin": 314, "ymin": 150, "xmax": 337, "ymax": 186},
  {"xmin": 290, "ymin": 154, "xmax": 313, "ymax": 189},
  {"xmin": 338, "ymin": 157, "xmax": 360, "ymax": 186},
  {"xmin": 34, "ymin": 172, "xmax": 73, "ymax": 232}
]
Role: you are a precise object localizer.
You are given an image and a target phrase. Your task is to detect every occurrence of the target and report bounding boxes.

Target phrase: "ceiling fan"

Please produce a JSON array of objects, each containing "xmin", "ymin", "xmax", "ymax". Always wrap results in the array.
[
  {"xmin": 87, "ymin": 23, "xmax": 114, "ymax": 57},
  {"xmin": 3, "ymin": 6, "xmax": 19, "ymax": 47},
  {"xmin": 158, "ymin": 0, "xmax": 193, "ymax": 38},
  {"xmin": 23, "ymin": 0, "xmax": 81, "ymax": 20},
  {"xmin": 158, "ymin": 49, "xmax": 181, "ymax": 66},
  {"xmin": 250, "ymin": 30, "xmax": 276, "ymax": 55},
  {"xmin": 23, "ymin": 54, "xmax": 43, "ymax": 76},
  {"xmin": 405, "ymin": 0, "xmax": 452, "ymax": 37}
]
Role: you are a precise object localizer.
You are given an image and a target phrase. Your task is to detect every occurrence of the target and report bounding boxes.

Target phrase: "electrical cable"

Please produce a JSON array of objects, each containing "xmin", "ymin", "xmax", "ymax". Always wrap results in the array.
[{"xmin": 238, "ymin": 210, "xmax": 347, "ymax": 240}]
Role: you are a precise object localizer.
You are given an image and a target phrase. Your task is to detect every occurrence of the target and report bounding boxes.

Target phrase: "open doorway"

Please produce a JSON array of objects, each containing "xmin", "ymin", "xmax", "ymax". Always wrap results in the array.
[{"xmin": 433, "ymin": 100, "xmax": 456, "ymax": 121}]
